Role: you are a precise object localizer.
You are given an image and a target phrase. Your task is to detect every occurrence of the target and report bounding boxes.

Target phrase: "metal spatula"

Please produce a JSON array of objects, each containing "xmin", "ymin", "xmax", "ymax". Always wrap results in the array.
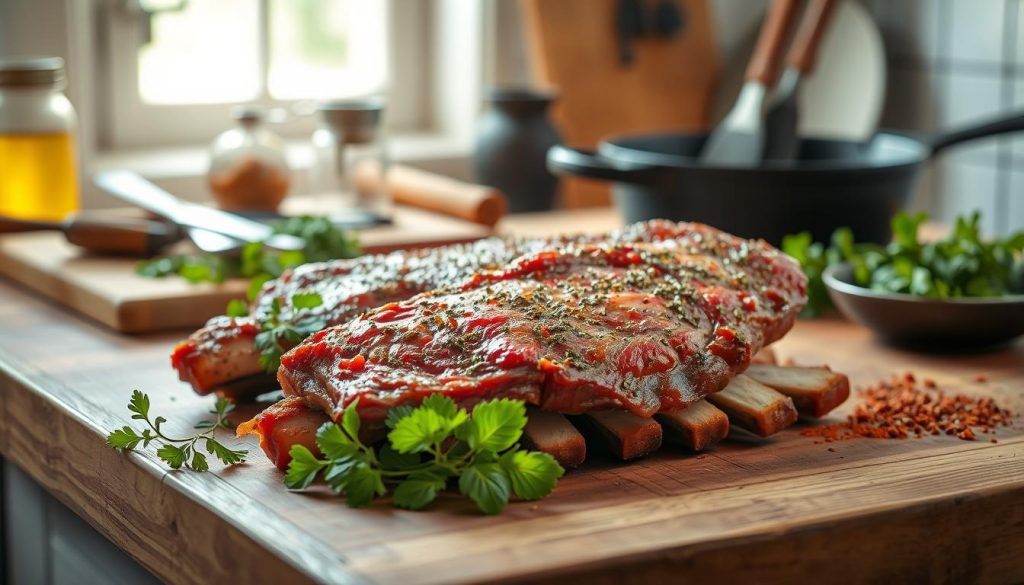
[
  {"xmin": 699, "ymin": 0, "xmax": 801, "ymax": 166},
  {"xmin": 763, "ymin": 0, "xmax": 838, "ymax": 161}
]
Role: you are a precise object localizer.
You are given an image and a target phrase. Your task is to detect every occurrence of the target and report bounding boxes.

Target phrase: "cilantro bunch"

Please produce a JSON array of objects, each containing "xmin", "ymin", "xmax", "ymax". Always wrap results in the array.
[
  {"xmin": 783, "ymin": 211, "xmax": 1024, "ymax": 317},
  {"xmin": 285, "ymin": 396, "xmax": 565, "ymax": 514},
  {"xmin": 107, "ymin": 390, "xmax": 247, "ymax": 471}
]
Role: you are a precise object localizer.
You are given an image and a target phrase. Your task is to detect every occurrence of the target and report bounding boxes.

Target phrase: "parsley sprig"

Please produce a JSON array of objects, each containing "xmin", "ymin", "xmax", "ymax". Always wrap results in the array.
[
  {"xmin": 253, "ymin": 292, "xmax": 326, "ymax": 371},
  {"xmin": 285, "ymin": 396, "xmax": 564, "ymax": 514},
  {"xmin": 106, "ymin": 390, "xmax": 248, "ymax": 471}
]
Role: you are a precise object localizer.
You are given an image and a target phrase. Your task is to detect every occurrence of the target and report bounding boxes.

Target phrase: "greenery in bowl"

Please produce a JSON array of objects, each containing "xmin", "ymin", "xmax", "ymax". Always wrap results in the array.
[{"xmin": 784, "ymin": 211, "xmax": 1024, "ymax": 317}]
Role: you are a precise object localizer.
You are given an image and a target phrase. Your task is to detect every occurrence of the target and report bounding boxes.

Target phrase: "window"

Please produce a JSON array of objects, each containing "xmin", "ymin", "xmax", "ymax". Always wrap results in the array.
[{"xmin": 100, "ymin": 0, "xmax": 423, "ymax": 148}]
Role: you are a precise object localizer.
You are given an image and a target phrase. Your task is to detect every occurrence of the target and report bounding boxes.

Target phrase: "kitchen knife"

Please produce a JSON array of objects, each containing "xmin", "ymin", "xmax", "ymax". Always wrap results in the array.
[{"xmin": 94, "ymin": 170, "xmax": 305, "ymax": 251}]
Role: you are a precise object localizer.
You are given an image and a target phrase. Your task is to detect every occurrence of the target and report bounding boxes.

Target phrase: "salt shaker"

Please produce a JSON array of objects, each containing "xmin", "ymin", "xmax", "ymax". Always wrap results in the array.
[{"xmin": 309, "ymin": 98, "xmax": 390, "ymax": 218}]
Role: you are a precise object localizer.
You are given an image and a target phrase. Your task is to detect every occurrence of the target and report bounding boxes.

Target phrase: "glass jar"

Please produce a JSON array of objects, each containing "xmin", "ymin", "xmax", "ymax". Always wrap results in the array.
[
  {"xmin": 0, "ymin": 57, "xmax": 79, "ymax": 222},
  {"xmin": 208, "ymin": 106, "xmax": 291, "ymax": 212},
  {"xmin": 309, "ymin": 98, "xmax": 390, "ymax": 218}
]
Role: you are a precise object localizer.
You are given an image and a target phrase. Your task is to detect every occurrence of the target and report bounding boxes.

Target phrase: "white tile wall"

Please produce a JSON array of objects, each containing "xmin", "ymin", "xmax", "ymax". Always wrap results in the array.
[
  {"xmin": 940, "ymin": 70, "xmax": 1003, "ymax": 163},
  {"xmin": 935, "ymin": 160, "xmax": 1001, "ymax": 234},
  {"xmin": 869, "ymin": 0, "xmax": 942, "ymax": 64},
  {"xmin": 870, "ymin": 0, "xmax": 1024, "ymax": 235},
  {"xmin": 1009, "ymin": 171, "xmax": 1024, "ymax": 229},
  {"xmin": 948, "ymin": 0, "xmax": 1006, "ymax": 65}
]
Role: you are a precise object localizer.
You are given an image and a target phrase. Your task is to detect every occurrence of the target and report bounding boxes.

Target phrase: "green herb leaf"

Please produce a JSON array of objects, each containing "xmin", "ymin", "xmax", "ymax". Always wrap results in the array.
[
  {"xmin": 341, "ymin": 398, "xmax": 361, "ymax": 443},
  {"xmin": 315, "ymin": 421, "xmax": 359, "ymax": 460},
  {"xmin": 393, "ymin": 468, "xmax": 448, "ymax": 510},
  {"xmin": 342, "ymin": 463, "xmax": 386, "ymax": 508},
  {"xmin": 459, "ymin": 399, "xmax": 527, "ymax": 453},
  {"xmin": 291, "ymin": 292, "xmax": 324, "ymax": 310},
  {"xmin": 108, "ymin": 391, "xmax": 247, "ymax": 472},
  {"xmin": 458, "ymin": 462, "xmax": 512, "ymax": 515},
  {"xmin": 206, "ymin": 439, "xmax": 248, "ymax": 466},
  {"xmin": 286, "ymin": 398, "xmax": 562, "ymax": 514},
  {"xmin": 284, "ymin": 445, "xmax": 327, "ymax": 490},
  {"xmin": 157, "ymin": 444, "xmax": 188, "ymax": 469},
  {"xmin": 225, "ymin": 298, "xmax": 249, "ymax": 317},
  {"xmin": 378, "ymin": 444, "xmax": 422, "ymax": 469},
  {"xmin": 420, "ymin": 394, "xmax": 459, "ymax": 419},
  {"xmin": 190, "ymin": 451, "xmax": 210, "ymax": 472},
  {"xmin": 106, "ymin": 426, "xmax": 143, "ymax": 450},
  {"xmin": 127, "ymin": 389, "xmax": 150, "ymax": 420},
  {"xmin": 388, "ymin": 409, "xmax": 448, "ymax": 454},
  {"xmin": 499, "ymin": 450, "xmax": 564, "ymax": 500},
  {"xmin": 384, "ymin": 405, "xmax": 415, "ymax": 429}
]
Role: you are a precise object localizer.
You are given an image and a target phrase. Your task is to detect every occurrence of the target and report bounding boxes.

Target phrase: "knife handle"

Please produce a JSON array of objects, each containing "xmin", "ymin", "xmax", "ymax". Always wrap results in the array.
[
  {"xmin": 63, "ymin": 214, "xmax": 183, "ymax": 256},
  {"xmin": 745, "ymin": 0, "xmax": 802, "ymax": 86}
]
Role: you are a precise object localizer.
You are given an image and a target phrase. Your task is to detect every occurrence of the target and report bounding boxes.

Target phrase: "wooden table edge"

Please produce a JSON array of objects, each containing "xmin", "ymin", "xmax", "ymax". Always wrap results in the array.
[
  {"xmin": 0, "ymin": 349, "xmax": 372, "ymax": 585},
  {"xmin": 3, "ymin": 336, "xmax": 1022, "ymax": 584}
]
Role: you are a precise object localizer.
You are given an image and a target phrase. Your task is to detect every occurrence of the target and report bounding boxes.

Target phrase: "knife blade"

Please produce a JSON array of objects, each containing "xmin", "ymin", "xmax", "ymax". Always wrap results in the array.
[{"xmin": 94, "ymin": 170, "xmax": 305, "ymax": 251}]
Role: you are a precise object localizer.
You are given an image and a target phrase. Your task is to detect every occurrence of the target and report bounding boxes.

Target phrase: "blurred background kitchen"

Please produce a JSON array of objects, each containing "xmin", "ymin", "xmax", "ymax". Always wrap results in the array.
[{"xmin": 0, "ymin": 0, "xmax": 1022, "ymax": 234}]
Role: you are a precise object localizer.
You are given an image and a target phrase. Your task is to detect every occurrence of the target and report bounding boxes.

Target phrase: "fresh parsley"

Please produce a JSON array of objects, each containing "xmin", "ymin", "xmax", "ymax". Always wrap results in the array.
[
  {"xmin": 136, "ymin": 215, "xmax": 360, "ymax": 293},
  {"xmin": 285, "ymin": 396, "xmax": 564, "ymax": 514},
  {"xmin": 137, "ymin": 216, "xmax": 357, "ymax": 370},
  {"xmin": 784, "ymin": 211, "xmax": 1024, "ymax": 317},
  {"xmin": 253, "ymin": 293, "xmax": 327, "ymax": 371},
  {"xmin": 106, "ymin": 390, "xmax": 248, "ymax": 471}
]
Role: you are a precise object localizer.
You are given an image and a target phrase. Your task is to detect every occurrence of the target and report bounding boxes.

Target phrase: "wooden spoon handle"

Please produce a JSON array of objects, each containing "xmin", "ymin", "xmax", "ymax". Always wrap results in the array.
[
  {"xmin": 744, "ymin": 0, "xmax": 803, "ymax": 86},
  {"xmin": 785, "ymin": 0, "xmax": 838, "ymax": 74}
]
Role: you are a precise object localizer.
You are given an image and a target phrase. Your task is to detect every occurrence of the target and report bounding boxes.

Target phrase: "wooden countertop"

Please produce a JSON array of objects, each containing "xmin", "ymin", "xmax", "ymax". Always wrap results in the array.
[{"xmin": 0, "ymin": 209, "xmax": 1022, "ymax": 584}]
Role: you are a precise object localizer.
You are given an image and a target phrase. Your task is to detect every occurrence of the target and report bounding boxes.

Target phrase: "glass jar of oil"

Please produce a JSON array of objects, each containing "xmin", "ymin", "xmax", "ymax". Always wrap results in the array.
[{"xmin": 0, "ymin": 57, "xmax": 79, "ymax": 221}]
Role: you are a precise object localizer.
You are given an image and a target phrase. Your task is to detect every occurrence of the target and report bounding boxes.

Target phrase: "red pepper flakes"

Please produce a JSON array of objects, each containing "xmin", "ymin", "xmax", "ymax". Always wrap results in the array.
[{"xmin": 802, "ymin": 373, "xmax": 1013, "ymax": 443}]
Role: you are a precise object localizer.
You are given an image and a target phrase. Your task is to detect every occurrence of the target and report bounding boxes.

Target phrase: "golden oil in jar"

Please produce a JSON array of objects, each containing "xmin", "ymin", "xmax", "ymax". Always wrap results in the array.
[
  {"xmin": 0, "ymin": 132, "xmax": 79, "ymax": 221},
  {"xmin": 0, "ymin": 57, "xmax": 80, "ymax": 222}
]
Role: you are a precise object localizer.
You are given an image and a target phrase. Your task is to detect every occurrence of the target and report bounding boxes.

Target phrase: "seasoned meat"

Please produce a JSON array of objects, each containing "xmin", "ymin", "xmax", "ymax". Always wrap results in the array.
[
  {"xmin": 277, "ymin": 228, "xmax": 806, "ymax": 426},
  {"xmin": 172, "ymin": 220, "xmax": 778, "ymax": 398},
  {"xmin": 172, "ymin": 237, "xmax": 555, "ymax": 395}
]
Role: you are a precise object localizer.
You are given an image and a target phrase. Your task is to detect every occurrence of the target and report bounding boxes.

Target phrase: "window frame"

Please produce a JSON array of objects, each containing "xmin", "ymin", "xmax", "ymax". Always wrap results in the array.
[{"xmin": 98, "ymin": 0, "xmax": 430, "ymax": 149}]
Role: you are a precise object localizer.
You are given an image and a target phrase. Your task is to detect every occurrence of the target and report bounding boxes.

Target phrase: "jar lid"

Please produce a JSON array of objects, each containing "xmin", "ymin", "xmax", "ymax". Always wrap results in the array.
[
  {"xmin": 317, "ymin": 97, "xmax": 385, "ymax": 132},
  {"xmin": 231, "ymin": 105, "xmax": 265, "ymax": 127},
  {"xmin": 0, "ymin": 57, "xmax": 65, "ymax": 87}
]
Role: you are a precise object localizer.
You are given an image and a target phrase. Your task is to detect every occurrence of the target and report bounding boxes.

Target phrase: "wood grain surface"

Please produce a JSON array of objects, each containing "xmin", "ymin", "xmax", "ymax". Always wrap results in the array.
[
  {"xmin": 0, "ymin": 206, "xmax": 491, "ymax": 334},
  {"xmin": 521, "ymin": 0, "xmax": 720, "ymax": 208},
  {"xmin": 0, "ymin": 210, "xmax": 1022, "ymax": 585}
]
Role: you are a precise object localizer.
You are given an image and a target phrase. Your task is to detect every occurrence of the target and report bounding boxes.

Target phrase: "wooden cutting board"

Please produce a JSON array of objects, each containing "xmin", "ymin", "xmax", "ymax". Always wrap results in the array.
[
  {"xmin": 522, "ymin": 0, "xmax": 720, "ymax": 208},
  {"xmin": 0, "ymin": 206, "xmax": 491, "ymax": 334},
  {"xmin": 0, "ymin": 280, "xmax": 1021, "ymax": 584}
]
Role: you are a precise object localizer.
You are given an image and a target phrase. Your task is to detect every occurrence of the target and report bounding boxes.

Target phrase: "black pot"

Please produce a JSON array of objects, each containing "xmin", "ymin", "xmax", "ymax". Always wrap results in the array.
[
  {"xmin": 474, "ymin": 88, "xmax": 561, "ymax": 213},
  {"xmin": 548, "ymin": 112, "xmax": 1024, "ymax": 245}
]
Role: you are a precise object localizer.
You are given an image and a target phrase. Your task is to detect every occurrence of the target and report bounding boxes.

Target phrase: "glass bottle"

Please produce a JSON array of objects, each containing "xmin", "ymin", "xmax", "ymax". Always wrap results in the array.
[
  {"xmin": 208, "ymin": 106, "xmax": 291, "ymax": 211},
  {"xmin": 309, "ymin": 98, "xmax": 390, "ymax": 218},
  {"xmin": 0, "ymin": 57, "xmax": 79, "ymax": 222}
]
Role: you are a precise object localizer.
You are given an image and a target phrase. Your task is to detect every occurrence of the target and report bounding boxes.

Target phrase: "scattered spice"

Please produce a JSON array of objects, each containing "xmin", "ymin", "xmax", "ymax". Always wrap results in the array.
[
  {"xmin": 802, "ymin": 372, "xmax": 1013, "ymax": 443},
  {"xmin": 975, "ymin": 374, "xmax": 988, "ymax": 383}
]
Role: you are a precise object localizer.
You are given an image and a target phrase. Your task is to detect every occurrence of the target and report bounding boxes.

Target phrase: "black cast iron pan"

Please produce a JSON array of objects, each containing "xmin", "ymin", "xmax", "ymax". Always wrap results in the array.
[{"xmin": 548, "ymin": 112, "xmax": 1024, "ymax": 245}]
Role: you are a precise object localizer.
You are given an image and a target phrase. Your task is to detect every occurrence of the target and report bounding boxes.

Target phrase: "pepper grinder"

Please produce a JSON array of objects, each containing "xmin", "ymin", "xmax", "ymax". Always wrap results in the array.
[{"xmin": 309, "ymin": 98, "xmax": 390, "ymax": 219}]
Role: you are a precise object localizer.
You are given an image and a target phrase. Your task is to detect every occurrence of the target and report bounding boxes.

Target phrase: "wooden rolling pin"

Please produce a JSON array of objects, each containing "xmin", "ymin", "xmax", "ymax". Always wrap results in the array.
[{"xmin": 355, "ymin": 163, "xmax": 508, "ymax": 227}]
